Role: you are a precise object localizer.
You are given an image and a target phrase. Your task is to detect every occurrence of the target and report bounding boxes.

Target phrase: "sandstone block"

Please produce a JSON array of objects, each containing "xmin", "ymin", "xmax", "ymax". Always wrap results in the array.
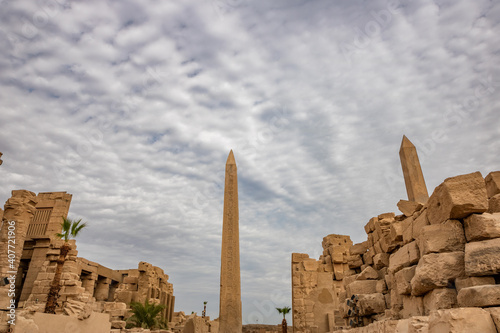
[
  {"xmin": 457, "ymin": 284, "xmax": 500, "ymax": 307},
  {"xmin": 464, "ymin": 212, "xmax": 500, "ymax": 241},
  {"xmin": 402, "ymin": 216, "xmax": 414, "ymax": 244},
  {"xmin": 303, "ymin": 258, "xmax": 320, "ymax": 272},
  {"xmin": 489, "ymin": 193, "xmax": 500, "ymax": 213},
  {"xmin": 390, "ymin": 222, "xmax": 404, "ymax": 243},
  {"xmin": 363, "ymin": 250, "xmax": 374, "ymax": 266},
  {"xmin": 379, "ymin": 212, "xmax": 396, "ymax": 220},
  {"xmin": 389, "ymin": 241, "xmax": 419, "ymax": 274},
  {"xmin": 376, "ymin": 280, "xmax": 387, "ymax": 294},
  {"xmin": 486, "ymin": 307, "xmax": 500, "ymax": 333},
  {"xmin": 455, "ymin": 276, "xmax": 496, "ymax": 292},
  {"xmin": 111, "ymin": 321, "xmax": 126, "ymax": 329},
  {"xmin": 365, "ymin": 217, "xmax": 377, "ymax": 234},
  {"xmin": 347, "ymin": 255, "xmax": 363, "ymax": 269},
  {"xmin": 374, "ymin": 253, "xmax": 390, "ymax": 270},
  {"xmin": 485, "ymin": 171, "xmax": 500, "ymax": 198},
  {"xmin": 426, "ymin": 171, "xmax": 488, "ymax": 224},
  {"xmin": 417, "ymin": 219, "xmax": 465, "ymax": 256},
  {"xmin": 397, "ymin": 200, "xmax": 423, "ymax": 217},
  {"xmin": 357, "ymin": 293, "xmax": 386, "ymax": 316},
  {"xmin": 410, "ymin": 252, "xmax": 464, "ymax": 296},
  {"xmin": 401, "ymin": 295, "xmax": 424, "ymax": 318},
  {"xmin": 428, "ymin": 307, "xmax": 497, "ymax": 333},
  {"xmin": 465, "ymin": 238, "xmax": 500, "ymax": 276},
  {"xmin": 423, "ymin": 288, "xmax": 456, "ymax": 315},
  {"xmin": 390, "ymin": 289, "xmax": 403, "ymax": 313},
  {"xmin": 350, "ymin": 242, "xmax": 368, "ymax": 255},
  {"xmin": 412, "ymin": 210, "xmax": 429, "ymax": 240},
  {"xmin": 346, "ymin": 280, "xmax": 378, "ymax": 297},
  {"xmin": 380, "ymin": 234, "xmax": 398, "ymax": 253},
  {"xmin": 395, "ymin": 266, "xmax": 416, "ymax": 295},
  {"xmin": 356, "ymin": 266, "xmax": 379, "ymax": 280}
]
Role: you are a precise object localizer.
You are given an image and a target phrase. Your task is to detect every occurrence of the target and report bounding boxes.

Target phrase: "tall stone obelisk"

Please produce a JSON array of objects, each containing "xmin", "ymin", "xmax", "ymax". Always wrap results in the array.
[
  {"xmin": 219, "ymin": 150, "xmax": 242, "ymax": 333},
  {"xmin": 399, "ymin": 135, "xmax": 429, "ymax": 203}
]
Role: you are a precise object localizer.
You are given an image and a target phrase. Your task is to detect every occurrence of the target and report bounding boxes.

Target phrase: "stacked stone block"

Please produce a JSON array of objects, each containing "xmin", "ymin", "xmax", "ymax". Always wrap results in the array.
[
  {"xmin": 333, "ymin": 170, "xmax": 500, "ymax": 332},
  {"xmin": 292, "ymin": 234, "xmax": 353, "ymax": 333}
]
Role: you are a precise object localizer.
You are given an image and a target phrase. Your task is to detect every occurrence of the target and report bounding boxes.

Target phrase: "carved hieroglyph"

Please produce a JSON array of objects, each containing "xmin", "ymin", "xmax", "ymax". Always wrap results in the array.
[
  {"xmin": 219, "ymin": 150, "xmax": 242, "ymax": 333},
  {"xmin": 399, "ymin": 135, "xmax": 429, "ymax": 204}
]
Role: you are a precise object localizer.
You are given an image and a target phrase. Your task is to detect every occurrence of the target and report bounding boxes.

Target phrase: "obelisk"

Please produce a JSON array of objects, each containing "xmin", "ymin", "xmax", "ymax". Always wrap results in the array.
[
  {"xmin": 399, "ymin": 135, "xmax": 429, "ymax": 203},
  {"xmin": 219, "ymin": 150, "xmax": 242, "ymax": 333}
]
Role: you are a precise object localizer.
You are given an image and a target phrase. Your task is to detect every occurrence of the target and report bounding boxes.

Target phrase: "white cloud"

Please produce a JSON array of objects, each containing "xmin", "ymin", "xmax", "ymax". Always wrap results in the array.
[{"xmin": 0, "ymin": 0, "xmax": 499, "ymax": 324}]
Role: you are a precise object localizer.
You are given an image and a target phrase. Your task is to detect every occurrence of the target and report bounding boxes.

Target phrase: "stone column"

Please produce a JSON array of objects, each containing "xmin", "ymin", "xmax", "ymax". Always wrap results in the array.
[
  {"xmin": 399, "ymin": 135, "xmax": 429, "ymax": 203},
  {"xmin": 219, "ymin": 150, "xmax": 242, "ymax": 333},
  {"xmin": 0, "ymin": 190, "xmax": 38, "ymax": 309}
]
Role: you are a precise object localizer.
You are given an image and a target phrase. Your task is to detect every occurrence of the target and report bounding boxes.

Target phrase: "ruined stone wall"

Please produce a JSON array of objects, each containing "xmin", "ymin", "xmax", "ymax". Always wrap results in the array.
[
  {"xmin": 292, "ymin": 234, "xmax": 352, "ymax": 333},
  {"xmin": 293, "ymin": 170, "xmax": 500, "ymax": 333}
]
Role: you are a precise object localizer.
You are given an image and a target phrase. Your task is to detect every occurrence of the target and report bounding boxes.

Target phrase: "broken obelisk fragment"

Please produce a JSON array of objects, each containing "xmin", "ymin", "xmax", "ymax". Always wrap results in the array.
[
  {"xmin": 219, "ymin": 150, "xmax": 242, "ymax": 333},
  {"xmin": 399, "ymin": 135, "xmax": 429, "ymax": 203}
]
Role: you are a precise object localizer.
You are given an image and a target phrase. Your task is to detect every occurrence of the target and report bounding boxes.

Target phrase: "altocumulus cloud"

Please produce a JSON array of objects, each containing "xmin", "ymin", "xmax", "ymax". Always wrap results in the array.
[{"xmin": 0, "ymin": 0, "xmax": 499, "ymax": 324}]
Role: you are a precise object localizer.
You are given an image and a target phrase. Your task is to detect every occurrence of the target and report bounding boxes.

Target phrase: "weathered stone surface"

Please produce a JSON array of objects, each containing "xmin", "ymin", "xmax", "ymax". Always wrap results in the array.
[
  {"xmin": 485, "ymin": 171, "xmax": 500, "ymax": 198},
  {"xmin": 426, "ymin": 172, "xmax": 488, "ymax": 225},
  {"xmin": 428, "ymin": 307, "xmax": 497, "ymax": 333},
  {"xmin": 464, "ymin": 212, "xmax": 500, "ymax": 241},
  {"xmin": 364, "ymin": 217, "xmax": 377, "ymax": 234},
  {"xmin": 401, "ymin": 295, "xmax": 424, "ymax": 318},
  {"xmin": 423, "ymin": 288, "xmax": 457, "ymax": 315},
  {"xmin": 411, "ymin": 252, "xmax": 464, "ymax": 296},
  {"xmin": 395, "ymin": 266, "xmax": 416, "ymax": 295},
  {"xmin": 417, "ymin": 220, "xmax": 465, "ymax": 256},
  {"xmin": 398, "ymin": 199, "xmax": 424, "ymax": 217},
  {"xmin": 489, "ymin": 193, "xmax": 500, "ymax": 213},
  {"xmin": 376, "ymin": 280, "xmax": 387, "ymax": 294},
  {"xmin": 412, "ymin": 210, "xmax": 429, "ymax": 240},
  {"xmin": 356, "ymin": 266, "xmax": 379, "ymax": 280},
  {"xmin": 389, "ymin": 241, "xmax": 419, "ymax": 274},
  {"xmin": 29, "ymin": 312, "xmax": 111, "ymax": 333},
  {"xmin": 402, "ymin": 216, "xmax": 414, "ymax": 244},
  {"xmin": 457, "ymin": 285, "xmax": 500, "ymax": 307},
  {"xmin": 357, "ymin": 293, "xmax": 386, "ymax": 316},
  {"xmin": 464, "ymin": 238, "xmax": 500, "ymax": 276},
  {"xmin": 390, "ymin": 222, "xmax": 404, "ymax": 243},
  {"xmin": 347, "ymin": 254, "xmax": 364, "ymax": 268},
  {"xmin": 485, "ymin": 307, "xmax": 500, "ymax": 333},
  {"xmin": 374, "ymin": 253, "xmax": 390, "ymax": 270},
  {"xmin": 350, "ymin": 242, "xmax": 368, "ymax": 255},
  {"xmin": 455, "ymin": 276, "xmax": 496, "ymax": 292},
  {"xmin": 219, "ymin": 150, "xmax": 242, "ymax": 332},
  {"xmin": 346, "ymin": 280, "xmax": 378, "ymax": 297},
  {"xmin": 400, "ymin": 135, "xmax": 429, "ymax": 204}
]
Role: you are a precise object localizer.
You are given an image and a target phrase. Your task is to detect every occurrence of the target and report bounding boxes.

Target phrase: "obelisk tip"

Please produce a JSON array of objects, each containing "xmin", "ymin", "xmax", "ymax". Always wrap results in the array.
[
  {"xmin": 400, "ymin": 135, "xmax": 415, "ymax": 149},
  {"xmin": 226, "ymin": 150, "xmax": 236, "ymax": 165}
]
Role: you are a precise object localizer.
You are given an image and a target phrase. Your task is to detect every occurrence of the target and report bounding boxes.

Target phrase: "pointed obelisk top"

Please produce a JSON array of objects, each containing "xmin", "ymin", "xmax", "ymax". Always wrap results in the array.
[
  {"xmin": 226, "ymin": 150, "xmax": 236, "ymax": 165},
  {"xmin": 400, "ymin": 135, "xmax": 415, "ymax": 149},
  {"xmin": 399, "ymin": 135, "xmax": 429, "ymax": 203}
]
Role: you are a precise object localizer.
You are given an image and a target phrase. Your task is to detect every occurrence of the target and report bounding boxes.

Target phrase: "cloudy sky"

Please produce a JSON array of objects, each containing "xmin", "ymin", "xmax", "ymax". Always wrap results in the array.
[{"xmin": 1, "ymin": 0, "xmax": 499, "ymax": 324}]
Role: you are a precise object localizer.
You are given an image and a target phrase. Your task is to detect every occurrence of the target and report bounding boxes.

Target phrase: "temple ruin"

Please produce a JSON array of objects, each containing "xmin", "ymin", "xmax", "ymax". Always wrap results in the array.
[
  {"xmin": 292, "ymin": 136, "xmax": 500, "ymax": 332},
  {"xmin": 0, "ymin": 191, "xmax": 175, "ymax": 332}
]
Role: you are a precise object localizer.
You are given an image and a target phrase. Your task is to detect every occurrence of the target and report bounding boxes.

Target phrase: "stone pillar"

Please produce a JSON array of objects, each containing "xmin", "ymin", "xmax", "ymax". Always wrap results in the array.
[
  {"xmin": 0, "ymin": 190, "xmax": 38, "ymax": 309},
  {"xmin": 219, "ymin": 150, "xmax": 242, "ymax": 333},
  {"xmin": 19, "ymin": 236, "xmax": 52, "ymax": 303},
  {"xmin": 94, "ymin": 277, "xmax": 111, "ymax": 301},
  {"xmin": 399, "ymin": 135, "xmax": 429, "ymax": 203}
]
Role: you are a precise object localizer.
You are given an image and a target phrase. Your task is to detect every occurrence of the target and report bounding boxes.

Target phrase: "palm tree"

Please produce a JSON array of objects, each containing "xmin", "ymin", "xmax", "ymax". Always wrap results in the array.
[
  {"xmin": 276, "ymin": 306, "xmax": 291, "ymax": 333},
  {"xmin": 128, "ymin": 299, "xmax": 166, "ymax": 329},
  {"xmin": 44, "ymin": 217, "xmax": 87, "ymax": 313}
]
